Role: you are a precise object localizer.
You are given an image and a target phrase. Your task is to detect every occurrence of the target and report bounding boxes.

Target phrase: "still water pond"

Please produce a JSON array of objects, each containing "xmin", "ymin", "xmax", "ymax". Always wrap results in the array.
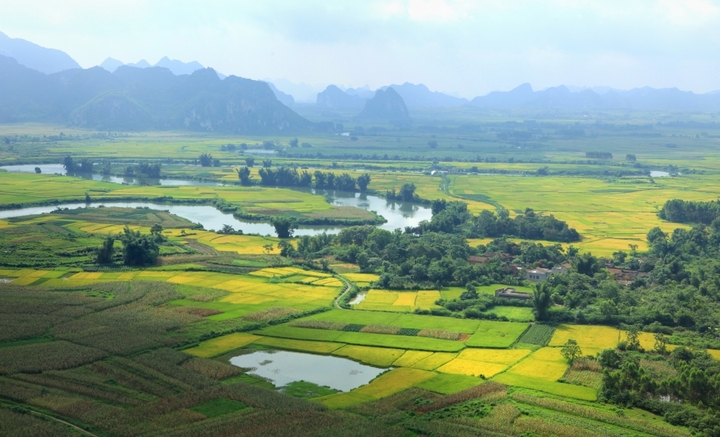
[{"xmin": 230, "ymin": 350, "xmax": 386, "ymax": 391}]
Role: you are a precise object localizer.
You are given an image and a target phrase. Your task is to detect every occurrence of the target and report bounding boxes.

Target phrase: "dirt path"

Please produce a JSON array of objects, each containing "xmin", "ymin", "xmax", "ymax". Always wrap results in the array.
[
  {"xmin": 333, "ymin": 275, "xmax": 353, "ymax": 309},
  {"xmin": 29, "ymin": 409, "xmax": 100, "ymax": 437},
  {"xmin": 185, "ymin": 239, "xmax": 219, "ymax": 255}
]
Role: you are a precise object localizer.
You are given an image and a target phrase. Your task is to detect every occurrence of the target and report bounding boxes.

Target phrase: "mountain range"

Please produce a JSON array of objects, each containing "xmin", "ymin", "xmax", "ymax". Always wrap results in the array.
[
  {"xmin": 99, "ymin": 57, "xmax": 206, "ymax": 76},
  {"xmin": 0, "ymin": 54, "xmax": 322, "ymax": 133},
  {"xmin": 0, "ymin": 31, "xmax": 80, "ymax": 74}
]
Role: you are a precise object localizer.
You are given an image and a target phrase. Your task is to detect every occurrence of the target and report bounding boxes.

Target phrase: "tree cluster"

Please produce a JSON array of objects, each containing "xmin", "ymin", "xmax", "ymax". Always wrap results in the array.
[
  {"xmin": 659, "ymin": 199, "xmax": 720, "ymax": 225},
  {"xmin": 586, "ymin": 151, "xmax": 613, "ymax": 159}
]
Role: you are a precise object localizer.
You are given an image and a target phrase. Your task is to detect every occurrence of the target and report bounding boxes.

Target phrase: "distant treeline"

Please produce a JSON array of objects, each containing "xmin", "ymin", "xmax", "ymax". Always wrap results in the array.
[
  {"xmin": 659, "ymin": 199, "xmax": 720, "ymax": 225},
  {"xmin": 240, "ymin": 166, "xmax": 371, "ymax": 192},
  {"xmin": 586, "ymin": 151, "xmax": 613, "ymax": 159}
]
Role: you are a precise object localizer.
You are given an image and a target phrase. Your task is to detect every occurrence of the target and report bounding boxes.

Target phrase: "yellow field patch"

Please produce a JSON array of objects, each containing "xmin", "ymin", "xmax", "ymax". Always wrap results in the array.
[
  {"xmin": 253, "ymin": 337, "xmax": 344, "ymax": 354},
  {"xmin": 504, "ymin": 347, "xmax": 568, "ymax": 381},
  {"xmin": 312, "ymin": 278, "xmax": 342, "ymax": 287},
  {"xmin": 344, "ymin": 273, "xmax": 380, "ymax": 284},
  {"xmin": 549, "ymin": 324, "xmax": 621, "ymax": 353},
  {"xmin": 117, "ymin": 272, "xmax": 138, "ymax": 280},
  {"xmin": 393, "ymin": 293, "xmax": 416, "ymax": 306},
  {"xmin": 184, "ymin": 333, "xmax": 261, "ymax": 358},
  {"xmin": 412, "ymin": 352, "xmax": 458, "ymax": 370},
  {"xmin": 353, "ymin": 368, "xmax": 435, "ymax": 399},
  {"xmin": 333, "ymin": 345, "xmax": 405, "ymax": 367},
  {"xmin": 437, "ymin": 358, "xmax": 507, "ymax": 378},
  {"xmin": 393, "ymin": 350, "xmax": 434, "ymax": 367},
  {"xmin": 458, "ymin": 348, "xmax": 531, "ymax": 364},
  {"xmin": 166, "ymin": 275, "xmax": 201, "ymax": 285},
  {"xmin": 415, "ymin": 290, "xmax": 441, "ymax": 308},
  {"xmin": 8, "ymin": 276, "xmax": 42, "ymax": 285}
]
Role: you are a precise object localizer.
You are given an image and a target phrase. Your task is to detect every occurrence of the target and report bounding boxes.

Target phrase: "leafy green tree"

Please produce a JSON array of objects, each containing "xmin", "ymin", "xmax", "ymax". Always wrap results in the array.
[
  {"xmin": 561, "ymin": 339, "xmax": 582, "ymax": 363},
  {"xmin": 237, "ymin": 166, "xmax": 252, "ymax": 185},
  {"xmin": 654, "ymin": 332, "xmax": 668, "ymax": 355},
  {"xmin": 289, "ymin": 137, "xmax": 299, "ymax": 148},
  {"xmin": 245, "ymin": 157, "xmax": 255, "ymax": 167},
  {"xmin": 62, "ymin": 156, "xmax": 75, "ymax": 172},
  {"xmin": 263, "ymin": 159, "xmax": 272, "ymax": 168},
  {"xmin": 428, "ymin": 140, "xmax": 438, "ymax": 149},
  {"xmin": 532, "ymin": 281, "xmax": 552, "ymax": 321},
  {"xmin": 119, "ymin": 226, "xmax": 159, "ymax": 266},
  {"xmin": 460, "ymin": 283, "xmax": 478, "ymax": 300},
  {"xmin": 199, "ymin": 153, "xmax": 213, "ymax": 167},
  {"xmin": 357, "ymin": 173, "xmax": 371, "ymax": 192},
  {"xmin": 271, "ymin": 217, "xmax": 297, "ymax": 238},
  {"xmin": 96, "ymin": 236, "xmax": 115, "ymax": 264},
  {"xmin": 399, "ymin": 183, "xmax": 416, "ymax": 201},
  {"xmin": 34, "ymin": 167, "xmax": 41, "ymax": 174},
  {"xmin": 625, "ymin": 325, "xmax": 641, "ymax": 351}
]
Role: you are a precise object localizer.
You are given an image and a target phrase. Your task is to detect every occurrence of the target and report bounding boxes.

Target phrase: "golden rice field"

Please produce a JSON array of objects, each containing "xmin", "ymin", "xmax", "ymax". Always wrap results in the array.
[
  {"xmin": 184, "ymin": 333, "xmax": 261, "ymax": 358},
  {"xmin": 392, "ymin": 350, "xmax": 434, "ymax": 367},
  {"xmin": 549, "ymin": 324, "xmax": 622, "ymax": 355},
  {"xmin": 252, "ymin": 337, "xmax": 345, "ymax": 354},
  {"xmin": 0, "ymin": 267, "xmax": 341, "ymax": 318},
  {"xmin": 356, "ymin": 289, "xmax": 442, "ymax": 312},
  {"xmin": 448, "ymin": 174, "xmax": 718, "ymax": 256},
  {"xmin": 314, "ymin": 368, "xmax": 436, "ymax": 409},
  {"xmin": 436, "ymin": 348, "xmax": 531, "ymax": 378},
  {"xmin": 332, "ymin": 345, "xmax": 405, "ymax": 367},
  {"xmin": 502, "ymin": 347, "xmax": 569, "ymax": 382}
]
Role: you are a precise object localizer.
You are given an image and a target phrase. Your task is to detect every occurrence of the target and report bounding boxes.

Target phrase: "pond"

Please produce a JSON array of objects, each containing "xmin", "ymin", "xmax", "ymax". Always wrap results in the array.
[
  {"xmin": 348, "ymin": 291, "xmax": 367, "ymax": 305},
  {"xmin": 229, "ymin": 350, "xmax": 387, "ymax": 391},
  {"xmin": 650, "ymin": 171, "xmax": 670, "ymax": 177}
]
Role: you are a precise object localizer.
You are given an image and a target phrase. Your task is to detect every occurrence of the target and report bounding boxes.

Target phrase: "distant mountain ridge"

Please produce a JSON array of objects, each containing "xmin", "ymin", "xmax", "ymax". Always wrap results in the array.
[
  {"xmin": 99, "ymin": 56, "xmax": 205, "ymax": 76},
  {"xmin": 0, "ymin": 55, "xmax": 321, "ymax": 133},
  {"xmin": 356, "ymin": 88, "xmax": 410, "ymax": 122},
  {"xmin": 0, "ymin": 31, "xmax": 80, "ymax": 74},
  {"xmin": 471, "ymin": 83, "xmax": 720, "ymax": 111}
]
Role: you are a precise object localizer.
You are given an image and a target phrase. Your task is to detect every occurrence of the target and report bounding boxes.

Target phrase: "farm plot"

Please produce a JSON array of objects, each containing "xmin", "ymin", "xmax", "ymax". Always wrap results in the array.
[
  {"xmin": 549, "ymin": 325, "xmax": 621, "ymax": 355},
  {"xmin": 356, "ymin": 289, "xmax": 441, "ymax": 312},
  {"xmin": 314, "ymin": 368, "xmax": 435, "ymax": 409},
  {"xmin": 437, "ymin": 348, "xmax": 531, "ymax": 378},
  {"xmin": 465, "ymin": 321, "xmax": 529, "ymax": 348},
  {"xmin": 333, "ymin": 345, "xmax": 405, "ymax": 367},
  {"xmin": 183, "ymin": 333, "xmax": 261, "ymax": 358},
  {"xmin": 517, "ymin": 324, "xmax": 556, "ymax": 346},
  {"xmin": 415, "ymin": 373, "xmax": 484, "ymax": 394}
]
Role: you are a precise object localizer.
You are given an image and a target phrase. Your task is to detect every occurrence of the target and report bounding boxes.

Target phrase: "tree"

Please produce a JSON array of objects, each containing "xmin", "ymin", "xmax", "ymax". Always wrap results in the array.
[
  {"xmin": 625, "ymin": 325, "xmax": 641, "ymax": 351},
  {"xmin": 460, "ymin": 284, "xmax": 478, "ymax": 300},
  {"xmin": 263, "ymin": 244, "xmax": 274, "ymax": 254},
  {"xmin": 85, "ymin": 192, "xmax": 91, "ymax": 204},
  {"xmin": 357, "ymin": 173, "xmax": 371, "ymax": 192},
  {"xmin": 561, "ymin": 339, "xmax": 582, "ymax": 363},
  {"xmin": 532, "ymin": 281, "xmax": 552, "ymax": 321},
  {"xmin": 150, "ymin": 223, "xmax": 164, "ymax": 241},
  {"xmin": 289, "ymin": 138, "xmax": 299, "ymax": 148},
  {"xmin": 34, "ymin": 167, "xmax": 41, "ymax": 174},
  {"xmin": 654, "ymin": 332, "xmax": 668, "ymax": 355},
  {"xmin": 199, "ymin": 153, "xmax": 213, "ymax": 167},
  {"xmin": 399, "ymin": 183, "xmax": 416, "ymax": 201},
  {"xmin": 96, "ymin": 236, "xmax": 115, "ymax": 264},
  {"xmin": 263, "ymin": 159, "xmax": 272, "ymax": 168},
  {"xmin": 271, "ymin": 217, "xmax": 297, "ymax": 238},
  {"xmin": 245, "ymin": 157, "xmax": 255, "ymax": 167},
  {"xmin": 119, "ymin": 226, "xmax": 160, "ymax": 266},
  {"xmin": 62, "ymin": 156, "xmax": 75, "ymax": 172},
  {"xmin": 220, "ymin": 224, "xmax": 235, "ymax": 234},
  {"xmin": 626, "ymin": 154, "xmax": 637, "ymax": 162},
  {"xmin": 428, "ymin": 140, "xmax": 438, "ymax": 149},
  {"xmin": 237, "ymin": 166, "xmax": 252, "ymax": 185}
]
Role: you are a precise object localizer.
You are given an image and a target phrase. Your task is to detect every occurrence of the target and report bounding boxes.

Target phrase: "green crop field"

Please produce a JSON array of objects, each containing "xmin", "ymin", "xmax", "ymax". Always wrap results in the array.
[{"xmin": 0, "ymin": 116, "xmax": 715, "ymax": 436}]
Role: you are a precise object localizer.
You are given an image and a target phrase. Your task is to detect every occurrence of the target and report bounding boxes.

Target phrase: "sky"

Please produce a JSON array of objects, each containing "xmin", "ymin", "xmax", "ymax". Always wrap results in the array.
[{"xmin": 1, "ymin": 0, "xmax": 720, "ymax": 99}]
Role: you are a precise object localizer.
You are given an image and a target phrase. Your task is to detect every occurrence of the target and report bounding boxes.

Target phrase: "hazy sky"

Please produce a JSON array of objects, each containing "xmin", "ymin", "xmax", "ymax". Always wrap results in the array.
[{"xmin": 2, "ymin": 0, "xmax": 720, "ymax": 98}]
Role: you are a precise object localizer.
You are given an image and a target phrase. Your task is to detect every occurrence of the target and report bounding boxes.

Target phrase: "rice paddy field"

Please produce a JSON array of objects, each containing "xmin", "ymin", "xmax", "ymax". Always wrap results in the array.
[{"xmin": 1, "ymin": 120, "xmax": 717, "ymax": 436}]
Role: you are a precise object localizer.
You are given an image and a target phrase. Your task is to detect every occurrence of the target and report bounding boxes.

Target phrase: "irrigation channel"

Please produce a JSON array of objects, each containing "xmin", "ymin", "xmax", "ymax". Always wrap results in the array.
[{"xmin": 0, "ymin": 165, "xmax": 432, "ymax": 236}]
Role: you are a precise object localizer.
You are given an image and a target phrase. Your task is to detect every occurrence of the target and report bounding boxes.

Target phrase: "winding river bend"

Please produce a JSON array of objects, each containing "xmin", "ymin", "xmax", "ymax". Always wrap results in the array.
[{"xmin": 0, "ymin": 165, "xmax": 432, "ymax": 235}]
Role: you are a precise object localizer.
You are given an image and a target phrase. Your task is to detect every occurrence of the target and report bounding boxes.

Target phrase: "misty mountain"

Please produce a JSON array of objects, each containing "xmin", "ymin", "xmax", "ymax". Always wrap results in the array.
[
  {"xmin": 471, "ymin": 83, "xmax": 720, "ymax": 111},
  {"xmin": 356, "ymin": 88, "xmax": 410, "ymax": 122},
  {"xmin": 99, "ymin": 57, "xmax": 124, "ymax": 73},
  {"xmin": 99, "ymin": 57, "xmax": 205, "ymax": 76},
  {"xmin": 265, "ymin": 82, "xmax": 295, "ymax": 107},
  {"xmin": 316, "ymin": 85, "xmax": 366, "ymax": 110},
  {"xmin": 385, "ymin": 83, "xmax": 468, "ymax": 108},
  {"xmin": 343, "ymin": 86, "xmax": 375, "ymax": 99},
  {"xmin": 0, "ymin": 55, "xmax": 319, "ymax": 133},
  {"xmin": 0, "ymin": 31, "xmax": 80, "ymax": 74}
]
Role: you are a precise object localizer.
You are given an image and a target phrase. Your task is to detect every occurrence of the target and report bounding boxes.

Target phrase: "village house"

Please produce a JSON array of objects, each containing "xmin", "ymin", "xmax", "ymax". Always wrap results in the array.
[
  {"xmin": 494, "ymin": 287, "xmax": 531, "ymax": 300},
  {"xmin": 607, "ymin": 268, "xmax": 648, "ymax": 285},
  {"xmin": 526, "ymin": 263, "xmax": 571, "ymax": 282}
]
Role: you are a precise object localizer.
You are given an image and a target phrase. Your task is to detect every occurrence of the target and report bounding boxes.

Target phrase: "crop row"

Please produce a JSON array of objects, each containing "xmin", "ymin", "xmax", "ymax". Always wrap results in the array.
[
  {"xmin": 517, "ymin": 324, "xmax": 555, "ymax": 346},
  {"xmin": 288, "ymin": 320, "xmax": 462, "ymax": 340}
]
